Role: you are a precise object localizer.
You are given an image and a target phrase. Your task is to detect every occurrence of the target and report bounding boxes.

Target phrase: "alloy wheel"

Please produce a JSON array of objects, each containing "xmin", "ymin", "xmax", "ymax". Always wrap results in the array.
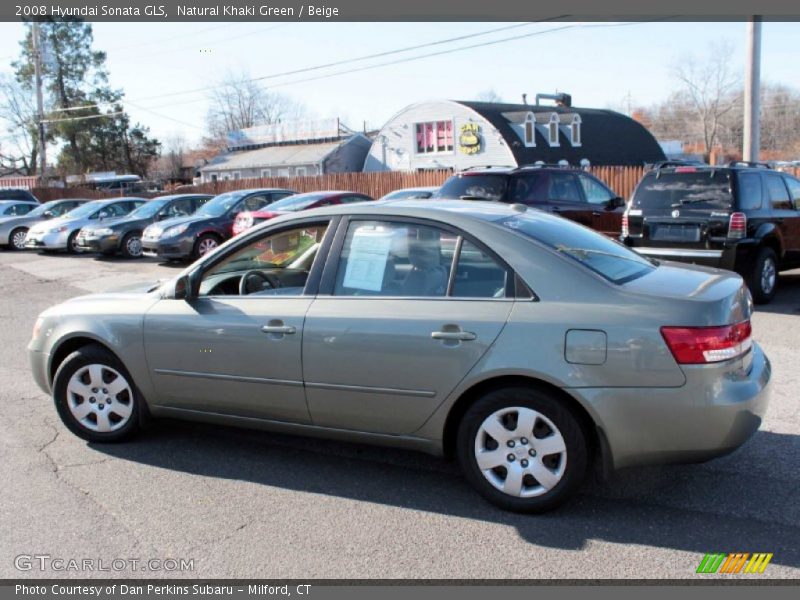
[
  {"xmin": 198, "ymin": 237, "xmax": 218, "ymax": 255},
  {"xmin": 474, "ymin": 406, "xmax": 567, "ymax": 498},
  {"xmin": 126, "ymin": 235, "xmax": 143, "ymax": 257},
  {"xmin": 66, "ymin": 364, "xmax": 134, "ymax": 433},
  {"xmin": 761, "ymin": 257, "xmax": 776, "ymax": 295},
  {"xmin": 11, "ymin": 229, "xmax": 27, "ymax": 250}
]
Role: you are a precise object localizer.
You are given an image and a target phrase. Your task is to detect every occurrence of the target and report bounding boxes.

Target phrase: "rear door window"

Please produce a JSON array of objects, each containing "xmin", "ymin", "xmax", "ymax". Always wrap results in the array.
[
  {"xmin": 632, "ymin": 171, "xmax": 733, "ymax": 211},
  {"xmin": 451, "ymin": 240, "xmax": 509, "ymax": 298},
  {"xmin": 737, "ymin": 173, "xmax": 763, "ymax": 210},
  {"xmin": 765, "ymin": 173, "xmax": 791, "ymax": 210}
]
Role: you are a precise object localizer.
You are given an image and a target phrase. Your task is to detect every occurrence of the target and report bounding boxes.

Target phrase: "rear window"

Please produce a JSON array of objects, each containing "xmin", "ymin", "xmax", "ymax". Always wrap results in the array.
[
  {"xmin": 434, "ymin": 174, "xmax": 507, "ymax": 201},
  {"xmin": 632, "ymin": 171, "xmax": 733, "ymax": 211},
  {"xmin": 498, "ymin": 212, "xmax": 655, "ymax": 284}
]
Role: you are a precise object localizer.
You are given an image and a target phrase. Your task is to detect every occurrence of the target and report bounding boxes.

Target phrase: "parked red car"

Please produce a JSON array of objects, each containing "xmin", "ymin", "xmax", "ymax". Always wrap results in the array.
[{"xmin": 233, "ymin": 190, "xmax": 374, "ymax": 235}]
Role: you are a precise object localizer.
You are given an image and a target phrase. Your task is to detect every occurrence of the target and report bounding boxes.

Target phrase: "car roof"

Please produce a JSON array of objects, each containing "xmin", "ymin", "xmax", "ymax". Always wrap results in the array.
[
  {"xmin": 151, "ymin": 193, "xmax": 214, "ymax": 201},
  {"xmin": 218, "ymin": 187, "xmax": 296, "ymax": 195},
  {"xmin": 279, "ymin": 198, "xmax": 548, "ymax": 229}
]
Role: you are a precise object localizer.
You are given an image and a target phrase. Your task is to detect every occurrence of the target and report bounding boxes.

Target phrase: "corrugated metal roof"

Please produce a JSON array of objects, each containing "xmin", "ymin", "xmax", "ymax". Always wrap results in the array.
[{"xmin": 200, "ymin": 140, "xmax": 345, "ymax": 172}]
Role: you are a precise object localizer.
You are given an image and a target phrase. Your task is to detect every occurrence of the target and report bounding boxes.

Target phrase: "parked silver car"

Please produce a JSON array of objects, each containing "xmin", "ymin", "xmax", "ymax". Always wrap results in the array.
[
  {"xmin": 28, "ymin": 200, "xmax": 771, "ymax": 512},
  {"xmin": 25, "ymin": 197, "xmax": 146, "ymax": 253},
  {"xmin": 0, "ymin": 199, "xmax": 90, "ymax": 250}
]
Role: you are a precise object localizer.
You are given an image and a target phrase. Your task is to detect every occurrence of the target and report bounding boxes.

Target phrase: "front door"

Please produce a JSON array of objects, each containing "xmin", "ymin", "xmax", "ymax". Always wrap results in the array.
[
  {"xmin": 303, "ymin": 219, "xmax": 514, "ymax": 435},
  {"xmin": 143, "ymin": 221, "xmax": 331, "ymax": 422}
]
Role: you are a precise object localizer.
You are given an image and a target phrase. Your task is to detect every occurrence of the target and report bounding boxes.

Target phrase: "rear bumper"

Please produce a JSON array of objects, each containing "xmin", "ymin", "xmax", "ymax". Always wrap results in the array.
[
  {"xmin": 631, "ymin": 245, "xmax": 737, "ymax": 270},
  {"xmin": 573, "ymin": 342, "xmax": 771, "ymax": 469}
]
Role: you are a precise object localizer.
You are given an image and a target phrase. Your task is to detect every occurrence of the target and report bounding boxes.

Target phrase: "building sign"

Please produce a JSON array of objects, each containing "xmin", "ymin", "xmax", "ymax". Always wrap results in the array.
[
  {"xmin": 458, "ymin": 123, "xmax": 482, "ymax": 155},
  {"xmin": 227, "ymin": 118, "xmax": 340, "ymax": 149}
]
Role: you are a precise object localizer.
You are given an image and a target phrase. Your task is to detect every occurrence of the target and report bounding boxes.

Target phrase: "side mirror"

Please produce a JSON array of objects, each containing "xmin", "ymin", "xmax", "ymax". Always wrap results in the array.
[
  {"xmin": 607, "ymin": 196, "xmax": 626, "ymax": 210},
  {"xmin": 43, "ymin": 210, "xmax": 55, "ymax": 219},
  {"xmin": 171, "ymin": 275, "xmax": 195, "ymax": 301},
  {"xmin": 97, "ymin": 211, "xmax": 109, "ymax": 220},
  {"xmin": 156, "ymin": 212, "xmax": 168, "ymax": 221}
]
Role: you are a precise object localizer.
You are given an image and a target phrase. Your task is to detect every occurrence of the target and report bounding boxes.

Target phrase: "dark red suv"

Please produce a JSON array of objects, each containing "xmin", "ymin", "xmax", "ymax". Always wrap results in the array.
[{"xmin": 433, "ymin": 165, "xmax": 625, "ymax": 236}]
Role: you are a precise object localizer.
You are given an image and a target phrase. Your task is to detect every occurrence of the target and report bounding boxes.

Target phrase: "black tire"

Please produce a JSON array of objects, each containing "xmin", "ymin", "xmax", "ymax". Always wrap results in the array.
[
  {"xmin": 120, "ymin": 231, "xmax": 143, "ymax": 259},
  {"xmin": 192, "ymin": 233, "xmax": 220, "ymax": 259},
  {"xmin": 456, "ymin": 386, "xmax": 589, "ymax": 513},
  {"xmin": 52, "ymin": 344, "xmax": 141, "ymax": 443},
  {"xmin": 746, "ymin": 247, "xmax": 778, "ymax": 304},
  {"xmin": 66, "ymin": 231, "xmax": 80, "ymax": 254},
  {"xmin": 9, "ymin": 227, "xmax": 28, "ymax": 251}
]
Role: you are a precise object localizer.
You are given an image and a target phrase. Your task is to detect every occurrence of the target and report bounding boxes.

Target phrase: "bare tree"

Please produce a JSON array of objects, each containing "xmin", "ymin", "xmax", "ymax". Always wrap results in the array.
[
  {"xmin": 0, "ymin": 74, "xmax": 39, "ymax": 175},
  {"xmin": 476, "ymin": 88, "xmax": 503, "ymax": 103},
  {"xmin": 206, "ymin": 70, "xmax": 306, "ymax": 147},
  {"xmin": 672, "ymin": 40, "xmax": 742, "ymax": 161}
]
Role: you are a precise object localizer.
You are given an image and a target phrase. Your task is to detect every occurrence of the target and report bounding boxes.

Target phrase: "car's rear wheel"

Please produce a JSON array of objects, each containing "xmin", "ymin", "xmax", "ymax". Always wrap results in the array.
[
  {"xmin": 9, "ymin": 227, "xmax": 28, "ymax": 250},
  {"xmin": 193, "ymin": 234, "xmax": 219, "ymax": 259},
  {"xmin": 747, "ymin": 247, "xmax": 778, "ymax": 304},
  {"xmin": 52, "ymin": 344, "xmax": 141, "ymax": 443},
  {"xmin": 120, "ymin": 231, "xmax": 143, "ymax": 258},
  {"xmin": 66, "ymin": 231, "xmax": 80, "ymax": 254},
  {"xmin": 456, "ymin": 386, "xmax": 588, "ymax": 513}
]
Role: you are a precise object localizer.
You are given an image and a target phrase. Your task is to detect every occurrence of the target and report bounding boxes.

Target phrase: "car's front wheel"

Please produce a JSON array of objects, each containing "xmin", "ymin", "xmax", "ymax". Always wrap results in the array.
[
  {"xmin": 66, "ymin": 231, "xmax": 80, "ymax": 254},
  {"xmin": 52, "ymin": 344, "xmax": 141, "ymax": 443},
  {"xmin": 9, "ymin": 227, "xmax": 28, "ymax": 250},
  {"xmin": 747, "ymin": 247, "xmax": 778, "ymax": 304},
  {"xmin": 193, "ymin": 234, "xmax": 220, "ymax": 259},
  {"xmin": 121, "ymin": 231, "xmax": 143, "ymax": 258},
  {"xmin": 456, "ymin": 386, "xmax": 589, "ymax": 513}
]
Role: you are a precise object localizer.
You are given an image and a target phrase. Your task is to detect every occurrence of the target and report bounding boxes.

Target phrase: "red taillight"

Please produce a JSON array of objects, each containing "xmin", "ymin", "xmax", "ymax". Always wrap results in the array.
[
  {"xmin": 621, "ymin": 212, "xmax": 629, "ymax": 238},
  {"xmin": 660, "ymin": 321, "xmax": 752, "ymax": 364},
  {"xmin": 728, "ymin": 212, "xmax": 746, "ymax": 239}
]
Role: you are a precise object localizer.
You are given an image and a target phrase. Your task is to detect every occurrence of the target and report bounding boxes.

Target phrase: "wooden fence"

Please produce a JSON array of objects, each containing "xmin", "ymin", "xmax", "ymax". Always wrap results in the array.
[{"xmin": 27, "ymin": 165, "xmax": 800, "ymax": 203}]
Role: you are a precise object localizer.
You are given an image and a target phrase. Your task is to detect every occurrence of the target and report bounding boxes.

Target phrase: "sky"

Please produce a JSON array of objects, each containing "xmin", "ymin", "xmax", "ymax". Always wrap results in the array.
[{"xmin": 0, "ymin": 20, "xmax": 798, "ymax": 147}]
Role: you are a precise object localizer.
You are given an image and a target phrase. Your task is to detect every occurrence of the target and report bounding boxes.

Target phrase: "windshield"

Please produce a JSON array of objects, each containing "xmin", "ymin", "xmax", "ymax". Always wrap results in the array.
[
  {"xmin": 434, "ymin": 174, "xmax": 507, "ymax": 201},
  {"xmin": 498, "ymin": 212, "xmax": 655, "ymax": 284},
  {"xmin": 127, "ymin": 199, "xmax": 167, "ymax": 219},
  {"xmin": 384, "ymin": 189, "xmax": 434, "ymax": 200},
  {"xmin": 632, "ymin": 171, "xmax": 733, "ymax": 210},
  {"xmin": 267, "ymin": 193, "xmax": 326, "ymax": 212},
  {"xmin": 25, "ymin": 201, "xmax": 61, "ymax": 217},
  {"xmin": 196, "ymin": 192, "xmax": 245, "ymax": 217},
  {"xmin": 62, "ymin": 200, "xmax": 104, "ymax": 219}
]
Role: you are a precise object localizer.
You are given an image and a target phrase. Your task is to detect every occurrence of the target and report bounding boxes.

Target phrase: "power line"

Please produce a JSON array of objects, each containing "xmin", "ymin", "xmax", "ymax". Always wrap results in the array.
[{"xmin": 49, "ymin": 19, "xmax": 569, "ymax": 114}]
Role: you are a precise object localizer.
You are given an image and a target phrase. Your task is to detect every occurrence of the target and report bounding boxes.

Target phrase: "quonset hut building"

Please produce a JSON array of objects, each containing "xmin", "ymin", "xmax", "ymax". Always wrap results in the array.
[{"xmin": 363, "ymin": 97, "xmax": 666, "ymax": 172}]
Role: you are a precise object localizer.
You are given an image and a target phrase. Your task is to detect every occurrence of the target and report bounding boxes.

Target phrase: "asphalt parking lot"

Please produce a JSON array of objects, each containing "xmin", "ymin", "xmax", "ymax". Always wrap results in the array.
[{"xmin": 1, "ymin": 249, "xmax": 798, "ymax": 580}]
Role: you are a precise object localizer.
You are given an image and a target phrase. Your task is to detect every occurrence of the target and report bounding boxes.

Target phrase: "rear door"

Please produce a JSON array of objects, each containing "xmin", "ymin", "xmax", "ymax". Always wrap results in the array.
[{"xmin": 302, "ymin": 217, "xmax": 513, "ymax": 435}]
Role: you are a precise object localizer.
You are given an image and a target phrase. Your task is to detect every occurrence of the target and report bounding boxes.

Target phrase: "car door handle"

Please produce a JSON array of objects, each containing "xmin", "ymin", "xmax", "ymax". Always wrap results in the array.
[
  {"xmin": 261, "ymin": 325, "xmax": 296, "ymax": 334},
  {"xmin": 431, "ymin": 330, "xmax": 476, "ymax": 341}
]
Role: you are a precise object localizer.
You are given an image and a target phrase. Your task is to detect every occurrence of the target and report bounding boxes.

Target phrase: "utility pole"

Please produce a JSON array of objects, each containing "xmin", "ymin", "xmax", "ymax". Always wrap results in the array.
[
  {"xmin": 32, "ymin": 21, "xmax": 47, "ymax": 183},
  {"xmin": 743, "ymin": 16, "xmax": 761, "ymax": 162}
]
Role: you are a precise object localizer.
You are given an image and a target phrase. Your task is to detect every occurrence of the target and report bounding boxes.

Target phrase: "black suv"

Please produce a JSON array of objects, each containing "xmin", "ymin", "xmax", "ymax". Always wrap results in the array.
[
  {"xmin": 433, "ymin": 165, "xmax": 625, "ymax": 236},
  {"xmin": 622, "ymin": 162, "xmax": 800, "ymax": 303}
]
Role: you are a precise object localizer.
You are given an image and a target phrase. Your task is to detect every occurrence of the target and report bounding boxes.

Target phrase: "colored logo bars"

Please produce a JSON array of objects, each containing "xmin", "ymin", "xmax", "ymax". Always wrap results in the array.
[{"xmin": 696, "ymin": 553, "xmax": 773, "ymax": 574}]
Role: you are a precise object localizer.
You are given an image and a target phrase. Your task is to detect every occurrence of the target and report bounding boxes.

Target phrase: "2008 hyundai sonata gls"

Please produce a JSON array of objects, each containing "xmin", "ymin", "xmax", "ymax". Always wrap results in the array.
[{"xmin": 29, "ymin": 200, "xmax": 771, "ymax": 512}]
